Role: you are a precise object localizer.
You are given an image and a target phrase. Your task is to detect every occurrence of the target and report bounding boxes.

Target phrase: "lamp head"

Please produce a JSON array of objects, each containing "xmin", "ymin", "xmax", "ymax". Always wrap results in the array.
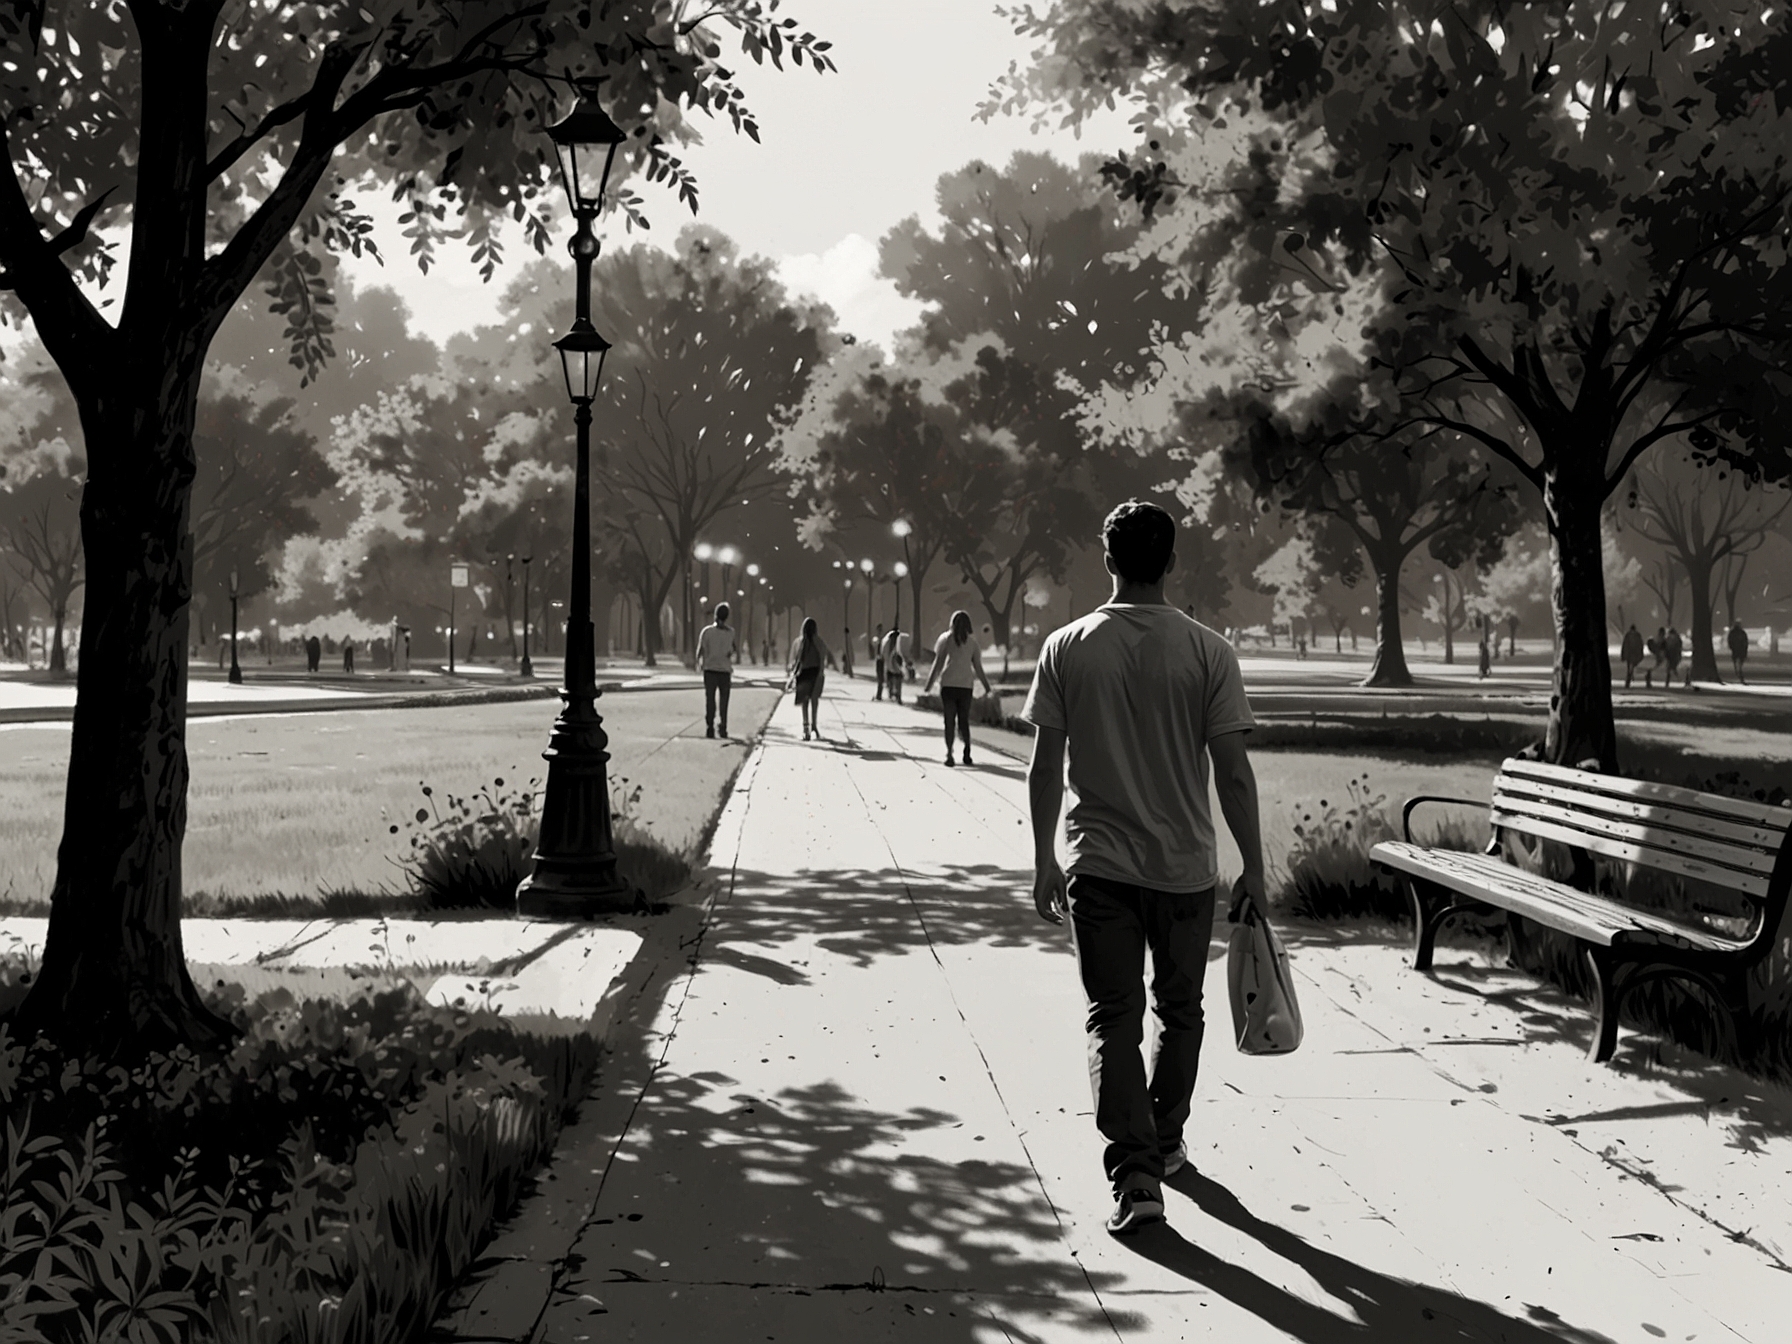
[
  {"xmin": 890, "ymin": 518, "xmax": 913, "ymax": 540},
  {"xmin": 546, "ymin": 97, "xmax": 627, "ymax": 217},
  {"xmin": 694, "ymin": 542, "xmax": 714, "ymax": 562},
  {"xmin": 893, "ymin": 561, "xmax": 909, "ymax": 578},
  {"xmin": 858, "ymin": 557, "xmax": 873, "ymax": 575},
  {"xmin": 554, "ymin": 321, "xmax": 611, "ymax": 403},
  {"xmin": 228, "ymin": 568, "xmax": 239, "ymax": 596},
  {"xmin": 746, "ymin": 563, "xmax": 760, "ymax": 577},
  {"xmin": 718, "ymin": 545, "xmax": 740, "ymax": 566}
]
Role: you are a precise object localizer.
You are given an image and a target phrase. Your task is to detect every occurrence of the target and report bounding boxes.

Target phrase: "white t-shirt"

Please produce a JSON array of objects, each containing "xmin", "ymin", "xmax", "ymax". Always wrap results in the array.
[
  {"xmin": 1022, "ymin": 603, "xmax": 1255, "ymax": 893},
  {"xmin": 879, "ymin": 629, "xmax": 905, "ymax": 668},
  {"xmin": 931, "ymin": 631, "xmax": 985, "ymax": 689},
  {"xmin": 696, "ymin": 623, "xmax": 737, "ymax": 673}
]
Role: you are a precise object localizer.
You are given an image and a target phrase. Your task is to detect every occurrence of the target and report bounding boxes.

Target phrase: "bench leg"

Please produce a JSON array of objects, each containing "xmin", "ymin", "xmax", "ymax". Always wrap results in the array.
[
  {"xmin": 1582, "ymin": 946, "xmax": 1621, "ymax": 1064},
  {"xmin": 1407, "ymin": 878, "xmax": 1449, "ymax": 972}
]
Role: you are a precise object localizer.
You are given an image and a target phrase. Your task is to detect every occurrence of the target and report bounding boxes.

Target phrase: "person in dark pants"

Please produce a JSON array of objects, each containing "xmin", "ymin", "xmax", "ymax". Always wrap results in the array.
[
  {"xmin": 880, "ymin": 623, "xmax": 905, "ymax": 704},
  {"xmin": 342, "ymin": 638, "xmax": 355, "ymax": 674},
  {"xmin": 871, "ymin": 622, "xmax": 886, "ymax": 700},
  {"xmin": 1023, "ymin": 500, "xmax": 1264, "ymax": 1237},
  {"xmin": 1620, "ymin": 624, "xmax": 1644, "ymax": 688},
  {"xmin": 696, "ymin": 602, "xmax": 738, "ymax": 738},
  {"xmin": 305, "ymin": 634, "xmax": 321, "ymax": 673},
  {"xmin": 1729, "ymin": 620, "xmax": 1750, "ymax": 684},
  {"xmin": 922, "ymin": 610, "xmax": 993, "ymax": 766}
]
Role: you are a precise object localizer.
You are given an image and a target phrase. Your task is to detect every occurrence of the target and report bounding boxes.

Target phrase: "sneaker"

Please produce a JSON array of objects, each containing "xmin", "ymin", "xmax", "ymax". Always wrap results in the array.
[
  {"xmin": 705, "ymin": 726, "xmax": 715, "ymax": 739},
  {"xmin": 945, "ymin": 754, "xmax": 956, "ymax": 767},
  {"xmin": 962, "ymin": 751, "xmax": 974, "ymax": 766},
  {"xmin": 803, "ymin": 729, "xmax": 811, "ymax": 741},
  {"xmin": 1161, "ymin": 1142, "xmax": 1188, "ymax": 1178},
  {"xmin": 1106, "ymin": 1184, "xmax": 1164, "ymax": 1235}
]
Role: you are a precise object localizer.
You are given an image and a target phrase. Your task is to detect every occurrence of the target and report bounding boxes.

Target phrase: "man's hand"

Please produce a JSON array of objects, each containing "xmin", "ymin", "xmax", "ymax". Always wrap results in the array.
[
  {"xmin": 1227, "ymin": 872, "xmax": 1266, "ymax": 922},
  {"xmin": 1033, "ymin": 856, "xmax": 1068, "ymax": 925}
]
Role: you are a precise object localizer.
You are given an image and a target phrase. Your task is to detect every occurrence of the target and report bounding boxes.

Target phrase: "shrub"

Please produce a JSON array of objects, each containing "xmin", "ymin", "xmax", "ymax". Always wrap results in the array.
[
  {"xmin": 390, "ymin": 774, "xmax": 692, "ymax": 913},
  {"xmin": 1273, "ymin": 773, "xmax": 1489, "ymax": 923},
  {"xmin": 0, "ymin": 972, "xmax": 600, "ymax": 1344}
]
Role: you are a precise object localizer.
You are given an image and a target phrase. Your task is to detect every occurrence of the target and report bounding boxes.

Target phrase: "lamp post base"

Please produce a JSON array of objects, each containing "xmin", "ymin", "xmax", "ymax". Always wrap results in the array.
[
  {"xmin": 519, "ymin": 655, "xmax": 534, "ymax": 677},
  {"xmin": 514, "ymin": 692, "xmax": 634, "ymax": 920}
]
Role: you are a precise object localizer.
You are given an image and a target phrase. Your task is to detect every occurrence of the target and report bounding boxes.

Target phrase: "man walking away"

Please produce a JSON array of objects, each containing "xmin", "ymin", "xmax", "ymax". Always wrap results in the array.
[
  {"xmin": 1621, "ymin": 624, "xmax": 1644, "ymax": 688},
  {"xmin": 697, "ymin": 602, "xmax": 738, "ymax": 738},
  {"xmin": 1666, "ymin": 626, "xmax": 1685, "ymax": 688},
  {"xmin": 1023, "ymin": 500, "xmax": 1265, "ymax": 1237},
  {"xmin": 1646, "ymin": 627, "xmax": 1665, "ymax": 689},
  {"xmin": 1729, "ymin": 620, "xmax": 1749, "ymax": 684},
  {"xmin": 872, "ymin": 622, "xmax": 887, "ymax": 700}
]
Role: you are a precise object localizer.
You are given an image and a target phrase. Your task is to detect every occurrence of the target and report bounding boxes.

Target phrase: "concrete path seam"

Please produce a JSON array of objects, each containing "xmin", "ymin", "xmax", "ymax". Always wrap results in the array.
[
  {"xmin": 521, "ymin": 736, "xmax": 772, "ymax": 1343},
  {"xmin": 830, "ymin": 712, "xmax": 1128, "ymax": 1344}
]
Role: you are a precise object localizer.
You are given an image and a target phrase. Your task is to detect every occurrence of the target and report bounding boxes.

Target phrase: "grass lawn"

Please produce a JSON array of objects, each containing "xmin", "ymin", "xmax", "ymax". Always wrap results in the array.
[{"xmin": 0, "ymin": 686, "xmax": 780, "ymax": 909}]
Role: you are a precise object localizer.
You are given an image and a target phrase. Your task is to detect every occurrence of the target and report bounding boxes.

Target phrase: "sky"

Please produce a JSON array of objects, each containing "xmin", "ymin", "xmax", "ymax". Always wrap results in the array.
[{"xmin": 339, "ymin": 0, "xmax": 1141, "ymax": 350}]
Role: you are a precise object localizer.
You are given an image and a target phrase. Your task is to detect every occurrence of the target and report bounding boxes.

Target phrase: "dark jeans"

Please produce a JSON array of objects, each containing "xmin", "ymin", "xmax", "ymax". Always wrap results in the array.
[
  {"xmin": 874, "ymin": 657, "xmax": 885, "ymax": 698},
  {"xmin": 1066, "ymin": 873, "xmax": 1216, "ymax": 1191},
  {"xmin": 941, "ymin": 686, "xmax": 972, "ymax": 750},
  {"xmin": 703, "ymin": 669, "xmax": 731, "ymax": 732}
]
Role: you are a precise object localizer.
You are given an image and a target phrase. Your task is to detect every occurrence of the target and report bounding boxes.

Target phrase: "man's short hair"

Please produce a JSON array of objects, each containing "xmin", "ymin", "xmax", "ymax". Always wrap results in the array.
[
  {"xmin": 714, "ymin": 602, "xmax": 730, "ymax": 622},
  {"xmin": 1102, "ymin": 500, "xmax": 1175, "ymax": 584}
]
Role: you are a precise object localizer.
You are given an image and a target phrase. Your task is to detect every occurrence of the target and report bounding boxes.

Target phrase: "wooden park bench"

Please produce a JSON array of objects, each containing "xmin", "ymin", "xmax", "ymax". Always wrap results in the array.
[{"xmin": 1371, "ymin": 759, "xmax": 1792, "ymax": 1063}]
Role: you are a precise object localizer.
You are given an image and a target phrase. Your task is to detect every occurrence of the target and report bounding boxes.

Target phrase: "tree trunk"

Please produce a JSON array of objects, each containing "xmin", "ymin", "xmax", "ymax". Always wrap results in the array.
[
  {"xmin": 14, "ymin": 382, "xmax": 235, "ymax": 1057},
  {"xmin": 1361, "ymin": 550, "xmax": 1413, "ymax": 687},
  {"xmin": 49, "ymin": 605, "xmax": 67, "ymax": 674},
  {"xmin": 1685, "ymin": 556, "xmax": 1722, "ymax": 683},
  {"xmin": 1543, "ymin": 463, "xmax": 1618, "ymax": 771},
  {"xmin": 592, "ymin": 573, "xmax": 614, "ymax": 661}
]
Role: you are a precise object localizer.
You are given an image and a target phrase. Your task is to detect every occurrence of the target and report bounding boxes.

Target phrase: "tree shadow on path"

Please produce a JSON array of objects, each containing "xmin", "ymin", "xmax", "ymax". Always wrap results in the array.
[{"xmin": 1125, "ymin": 1170, "xmax": 1622, "ymax": 1343}]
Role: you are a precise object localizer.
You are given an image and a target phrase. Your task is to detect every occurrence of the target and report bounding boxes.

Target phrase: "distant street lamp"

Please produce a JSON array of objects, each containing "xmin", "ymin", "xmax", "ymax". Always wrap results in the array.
[
  {"xmin": 516, "ymin": 95, "xmax": 632, "ymax": 920},
  {"xmin": 891, "ymin": 518, "xmax": 914, "ymax": 633},
  {"xmin": 227, "ymin": 568, "xmax": 243, "ymax": 685},
  {"xmin": 520, "ymin": 553, "xmax": 535, "ymax": 677},
  {"xmin": 893, "ymin": 560, "xmax": 910, "ymax": 660}
]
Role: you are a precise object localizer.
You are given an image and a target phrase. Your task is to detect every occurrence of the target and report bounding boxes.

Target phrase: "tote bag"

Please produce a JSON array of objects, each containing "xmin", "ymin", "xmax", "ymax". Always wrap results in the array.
[{"xmin": 1227, "ymin": 892, "xmax": 1304, "ymax": 1055}]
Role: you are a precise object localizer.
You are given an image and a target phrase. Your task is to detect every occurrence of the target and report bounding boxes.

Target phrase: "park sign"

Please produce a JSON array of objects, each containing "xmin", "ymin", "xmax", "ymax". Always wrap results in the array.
[{"xmin": 451, "ymin": 564, "xmax": 470, "ymax": 589}]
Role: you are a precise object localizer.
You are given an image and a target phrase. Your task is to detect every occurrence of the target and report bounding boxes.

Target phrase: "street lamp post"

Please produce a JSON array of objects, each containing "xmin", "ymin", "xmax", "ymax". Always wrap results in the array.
[
  {"xmin": 891, "ymin": 518, "xmax": 914, "ymax": 637},
  {"xmin": 516, "ymin": 96, "xmax": 633, "ymax": 920},
  {"xmin": 744, "ymin": 563, "xmax": 760, "ymax": 662},
  {"xmin": 519, "ymin": 553, "xmax": 534, "ymax": 677},
  {"xmin": 227, "ymin": 568, "xmax": 242, "ymax": 685}
]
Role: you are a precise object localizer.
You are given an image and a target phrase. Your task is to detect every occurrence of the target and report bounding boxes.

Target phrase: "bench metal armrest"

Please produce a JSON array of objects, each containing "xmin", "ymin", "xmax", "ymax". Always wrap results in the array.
[{"xmin": 1400, "ymin": 794, "xmax": 1488, "ymax": 844}]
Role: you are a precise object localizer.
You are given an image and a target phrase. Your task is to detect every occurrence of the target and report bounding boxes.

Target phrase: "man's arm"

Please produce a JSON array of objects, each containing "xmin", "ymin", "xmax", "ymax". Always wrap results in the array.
[
  {"xmin": 1028, "ymin": 725, "xmax": 1069, "ymax": 924},
  {"xmin": 1208, "ymin": 729, "xmax": 1265, "ymax": 917}
]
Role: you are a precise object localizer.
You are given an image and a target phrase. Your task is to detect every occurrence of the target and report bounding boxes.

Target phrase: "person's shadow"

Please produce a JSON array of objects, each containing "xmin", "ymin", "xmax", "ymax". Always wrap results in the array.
[{"xmin": 1119, "ymin": 1170, "xmax": 1620, "ymax": 1343}]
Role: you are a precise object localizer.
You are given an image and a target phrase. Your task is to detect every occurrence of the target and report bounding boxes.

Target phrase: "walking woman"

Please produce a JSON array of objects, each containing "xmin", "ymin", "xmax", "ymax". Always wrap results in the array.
[
  {"xmin": 922, "ymin": 610, "xmax": 994, "ymax": 766},
  {"xmin": 787, "ymin": 616, "xmax": 832, "ymax": 742}
]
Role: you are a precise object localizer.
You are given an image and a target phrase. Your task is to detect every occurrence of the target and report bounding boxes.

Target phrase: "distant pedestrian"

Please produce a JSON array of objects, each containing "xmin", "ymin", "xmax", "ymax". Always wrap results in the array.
[
  {"xmin": 305, "ymin": 634, "xmax": 321, "ymax": 674},
  {"xmin": 697, "ymin": 602, "xmax": 738, "ymax": 739},
  {"xmin": 1477, "ymin": 628, "xmax": 1491, "ymax": 679},
  {"xmin": 400, "ymin": 626, "xmax": 411, "ymax": 671},
  {"xmin": 342, "ymin": 638, "xmax": 355, "ymax": 674},
  {"xmin": 842, "ymin": 626, "xmax": 854, "ymax": 678},
  {"xmin": 1023, "ymin": 499, "xmax": 1264, "ymax": 1237},
  {"xmin": 871, "ymin": 622, "xmax": 887, "ymax": 701},
  {"xmin": 1620, "ymin": 624, "xmax": 1644, "ymax": 688},
  {"xmin": 786, "ymin": 616, "xmax": 830, "ymax": 741},
  {"xmin": 1729, "ymin": 620, "xmax": 1749, "ymax": 684},
  {"xmin": 1646, "ymin": 627, "xmax": 1665, "ymax": 688},
  {"xmin": 879, "ymin": 624, "xmax": 906, "ymax": 704},
  {"xmin": 922, "ymin": 610, "xmax": 994, "ymax": 767},
  {"xmin": 1666, "ymin": 626, "xmax": 1684, "ymax": 688}
]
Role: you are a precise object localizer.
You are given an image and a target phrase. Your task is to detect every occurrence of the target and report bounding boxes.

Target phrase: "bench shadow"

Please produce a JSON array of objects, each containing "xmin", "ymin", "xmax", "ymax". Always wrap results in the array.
[{"xmin": 1130, "ymin": 1170, "xmax": 1621, "ymax": 1343}]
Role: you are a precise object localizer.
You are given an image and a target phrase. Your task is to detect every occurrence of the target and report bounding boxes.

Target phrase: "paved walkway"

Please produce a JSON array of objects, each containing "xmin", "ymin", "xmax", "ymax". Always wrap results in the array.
[{"xmin": 431, "ymin": 681, "xmax": 1792, "ymax": 1343}]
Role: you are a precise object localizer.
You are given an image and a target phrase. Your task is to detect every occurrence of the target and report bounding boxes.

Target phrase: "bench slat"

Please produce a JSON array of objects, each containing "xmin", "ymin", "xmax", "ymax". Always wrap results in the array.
[
  {"xmin": 1492, "ymin": 774, "xmax": 1787, "ymax": 853},
  {"xmin": 1491, "ymin": 785, "xmax": 1782, "ymax": 879},
  {"xmin": 1500, "ymin": 759, "xmax": 1792, "ymax": 832},
  {"xmin": 1371, "ymin": 842, "xmax": 1753, "ymax": 952},
  {"xmin": 1487, "ymin": 808, "xmax": 1772, "ymax": 898}
]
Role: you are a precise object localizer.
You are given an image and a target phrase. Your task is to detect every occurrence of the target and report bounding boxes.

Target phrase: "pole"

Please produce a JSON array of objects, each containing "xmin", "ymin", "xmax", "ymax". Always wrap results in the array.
[
  {"xmin": 449, "ymin": 583, "xmax": 456, "ymax": 674},
  {"xmin": 227, "ymin": 590, "xmax": 242, "ymax": 685},
  {"xmin": 521, "ymin": 558, "xmax": 534, "ymax": 677}
]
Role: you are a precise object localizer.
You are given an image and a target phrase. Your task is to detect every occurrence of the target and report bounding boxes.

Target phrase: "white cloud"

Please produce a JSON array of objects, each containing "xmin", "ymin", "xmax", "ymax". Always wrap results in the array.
[{"xmin": 776, "ymin": 234, "xmax": 924, "ymax": 350}]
